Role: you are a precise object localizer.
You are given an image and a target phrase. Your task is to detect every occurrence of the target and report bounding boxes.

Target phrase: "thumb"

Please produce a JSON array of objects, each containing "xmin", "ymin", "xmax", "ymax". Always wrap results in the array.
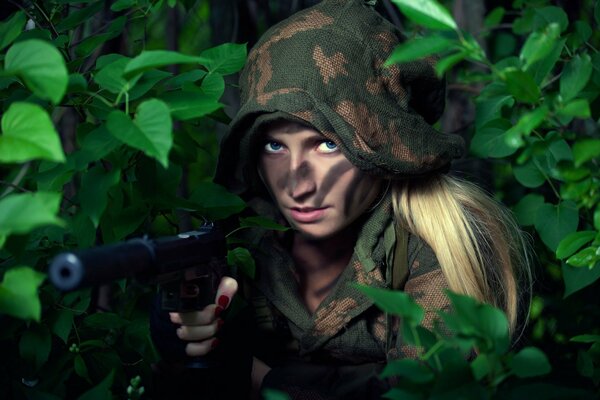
[{"xmin": 215, "ymin": 276, "xmax": 238, "ymax": 311}]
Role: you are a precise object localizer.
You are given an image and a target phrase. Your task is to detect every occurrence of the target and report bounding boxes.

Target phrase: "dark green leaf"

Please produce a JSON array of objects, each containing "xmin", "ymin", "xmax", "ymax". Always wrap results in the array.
[
  {"xmin": 470, "ymin": 119, "xmax": 516, "ymax": 158},
  {"xmin": 188, "ymin": 182, "xmax": 246, "ymax": 219},
  {"xmin": 0, "ymin": 192, "xmax": 63, "ymax": 236},
  {"xmin": 528, "ymin": 38, "xmax": 565, "ymax": 85},
  {"xmin": 262, "ymin": 389, "xmax": 292, "ymax": 400},
  {"xmin": 239, "ymin": 216, "xmax": 289, "ymax": 231},
  {"xmin": 566, "ymin": 247, "xmax": 599, "ymax": 268},
  {"xmin": 74, "ymin": 354, "xmax": 91, "ymax": 383},
  {"xmin": 68, "ymin": 72, "xmax": 88, "ymax": 93},
  {"xmin": 124, "ymin": 50, "xmax": 209, "ymax": 79},
  {"xmin": 596, "ymin": 1, "xmax": 600, "ymax": 27},
  {"xmin": 83, "ymin": 312, "xmax": 128, "ymax": 330},
  {"xmin": 513, "ymin": 194, "xmax": 545, "ymax": 226},
  {"xmin": 475, "ymin": 95, "xmax": 514, "ymax": 129},
  {"xmin": 576, "ymin": 350, "xmax": 594, "ymax": 378},
  {"xmin": 555, "ymin": 161, "xmax": 590, "ymax": 182},
  {"xmin": 0, "ymin": 102, "xmax": 66, "ymax": 163},
  {"xmin": 74, "ymin": 16, "xmax": 126, "ymax": 58},
  {"xmin": 572, "ymin": 139, "xmax": 600, "ymax": 167},
  {"xmin": 570, "ymin": 334, "xmax": 600, "ymax": 343},
  {"xmin": 106, "ymin": 99, "xmax": 173, "ymax": 168},
  {"xmin": 434, "ymin": 51, "xmax": 467, "ymax": 77},
  {"xmin": 390, "ymin": 0, "xmax": 457, "ymax": 31},
  {"xmin": 355, "ymin": 285, "xmax": 424, "ymax": 326},
  {"xmin": 55, "ymin": 2, "xmax": 103, "ymax": 32},
  {"xmin": 569, "ymin": 21, "xmax": 592, "ymax": 50},
  {"xmin": 595, "ymin": 206, "xmax": 600, "ymax": 231},
  {"xmin": 484, "ymin": 7, "xmax": 505, "ymax": 28},
  {"xmin": 0, "ymin": 11, "xmax": 26, "ymax": 51},
  {"xmin": 520, "ymin": 23, "xmax": 561, "ymax": 70},
  {"xmin": 111, "ymin": 0, "xmax": 137, "ymax": 12},
  {"xmin": 535, "ymin": 201, "xmax": 579, "ymax": 252},
  {"xmin": 513, "ymin": 159, "xmax": 546, "ymax": 188},
  {"xmin": 160, "ymin": 90, "xmax": 223, "ymax": 120},
  {"xmin": 4, "ymin": 39, "xmax": 68, "ymax": 104},
  {"xmin": 385, "ymin": 36, "xmax": 455, "ymax": 65},
  {"xmin": 560, "ymin": 54, "xmax": 593, "ymax": 102},
  {"xmin": 381, "ymin": 358, "xmax": 434, "ymax": 382},
  {"xmin": 511, "ymin": 347, "xmax": 551, "ymax": 378},
  {"xmin": 200, "ymin": 42, "xmax": 247, "ymax": 75},
  {"xmin": 563, "ymin": 262, "xmax": 600, "ymax": 298},
  {"xmin": 19, "ymin": 324, "xmax": 51, "ymax": 371},
  {"xmin": 79, "ymin": 370, "xmax": 114, "ymax": 400},
  {"xmin": 0, "ymin": 266, "xmax": 46, "ymax": 321},
  {"xmin": 382, "ymin": 388, "xmax": 424, "ymax": 400},
  {"xmin": 71, "ymin": 125, "xmax": 121, "ymax": 169},
  {"xmin": 503, "ymin": 68, "xmax": 541, "ymax": 103},
  {"xmin": 49, "ymin": 309, "xmax": 74, "ymax": 343},
  {"xmin": 556, "ymin": 231, "xmax": 596, "ymax": 259},
  {"xmin": 166, "ymin": 70, "xmax": 207, "ymax": 87},
  {"xmin": 533, "ymin": 6, "xmax": 568, "ymax": 32},
  {"xmin": 80, "ymin": 166, "xmax": 121, "ymax": 227},
  {"xmin": 128, "ymin": 70, "xmax": 171, "ymax": 101},
  {"xmin": 227, "ymin": 247, "xmax": 256, "ymax": 279}
]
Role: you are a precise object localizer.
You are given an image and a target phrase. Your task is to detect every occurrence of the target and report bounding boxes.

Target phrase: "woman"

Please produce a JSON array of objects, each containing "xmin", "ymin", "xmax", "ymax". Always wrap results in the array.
[{"xmin": 153, "ymin": 0, "xmax": 531, "ymax": 398}]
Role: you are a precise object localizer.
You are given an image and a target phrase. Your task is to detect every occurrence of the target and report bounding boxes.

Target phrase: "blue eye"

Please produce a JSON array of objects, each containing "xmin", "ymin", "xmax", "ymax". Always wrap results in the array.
[
  {"xmin": 317, "ymin": 140, "xmax": 338, "ymax": 153},
  {"xmin": 264, "ymin": 141, "xmax": 284, "ymax": 153}
]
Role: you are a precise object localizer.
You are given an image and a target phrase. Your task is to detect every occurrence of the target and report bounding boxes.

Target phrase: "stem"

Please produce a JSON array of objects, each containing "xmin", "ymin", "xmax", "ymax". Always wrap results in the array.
[
  {"xmin": 421, "ymin": 340, "xmax": 444, "ymax": 361},
  {"xmin": 125, "ymin": 91, "xmax": 129, "ymax": 115},
  {"xmin": 0, "ymin": 162, "xmax": 31, "ymax": 197},
  {"xmin": 225, "ymin": 226, "xmax": 247, "ymax": 238},
  {"xmin": 533, "ymin": 158, "xmax": 561, "ymax": 200},
  {"xmin": 84, "ymin": 91, "xmax": 114, "ymax": 108},
  {"xmin": 32, "ymin": 1, "xmax": 60, "ymax": 40}
]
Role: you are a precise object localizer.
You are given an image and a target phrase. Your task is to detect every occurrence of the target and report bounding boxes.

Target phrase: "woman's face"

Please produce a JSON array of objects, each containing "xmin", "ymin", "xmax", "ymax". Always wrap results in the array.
[{"xmin": 258, "ymin": 122, "xmax": 382, "ymax": 240}]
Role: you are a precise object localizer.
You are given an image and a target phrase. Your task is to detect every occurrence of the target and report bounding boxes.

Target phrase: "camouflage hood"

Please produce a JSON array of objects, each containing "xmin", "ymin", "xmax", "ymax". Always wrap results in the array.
[{"xmin": 215, "ymin": 0, "xmax": 465, "ymax": 195}]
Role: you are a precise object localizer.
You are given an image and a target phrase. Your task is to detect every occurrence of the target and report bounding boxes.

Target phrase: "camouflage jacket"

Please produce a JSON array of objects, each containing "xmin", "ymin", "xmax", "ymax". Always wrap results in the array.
[{"xmin": 240, "ymin": 198, "xmax": 449, "ymax": 399}]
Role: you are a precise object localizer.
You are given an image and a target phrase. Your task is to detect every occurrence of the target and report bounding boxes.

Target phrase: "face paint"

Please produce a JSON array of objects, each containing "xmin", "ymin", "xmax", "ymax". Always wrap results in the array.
[{"xmin": 258, "ymin": 122, "xmax": 382, "ymax": 240}]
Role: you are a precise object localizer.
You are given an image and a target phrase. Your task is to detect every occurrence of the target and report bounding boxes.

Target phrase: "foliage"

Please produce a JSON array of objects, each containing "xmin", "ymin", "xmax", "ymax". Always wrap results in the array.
[
  {"xmin": 0, "ymin": 0, "xmax": 250, "ymax": 397},
  {"xmin": 0, "ymin": 0, "xmax": 599, "ymax": 398},
  {"xmin": 386, "ymin": 0, "xmax": 600, "ymax": 395}
]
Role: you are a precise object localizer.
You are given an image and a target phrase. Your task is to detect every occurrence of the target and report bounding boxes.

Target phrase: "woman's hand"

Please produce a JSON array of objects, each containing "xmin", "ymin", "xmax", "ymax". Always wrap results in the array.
[{"xmin": 168, "ymin": 276, "xmax": 238, "ymax": 356}]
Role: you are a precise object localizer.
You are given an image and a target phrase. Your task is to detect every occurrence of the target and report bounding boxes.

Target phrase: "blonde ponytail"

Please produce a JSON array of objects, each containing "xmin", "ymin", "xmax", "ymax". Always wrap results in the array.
[{"xmin": 391, "ymin": 174, "xmax": 531, "ymax": 334}]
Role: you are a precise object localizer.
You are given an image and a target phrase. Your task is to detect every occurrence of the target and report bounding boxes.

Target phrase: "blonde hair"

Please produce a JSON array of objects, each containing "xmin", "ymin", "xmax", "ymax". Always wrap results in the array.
[{"xmin": 392, "ymin": 174, "xmax": 531, "ymax": 335}]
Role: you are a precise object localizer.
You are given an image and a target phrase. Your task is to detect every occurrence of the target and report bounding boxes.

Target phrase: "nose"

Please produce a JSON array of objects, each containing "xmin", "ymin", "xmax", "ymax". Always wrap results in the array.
[{"xmin": 288, "ymin": 159, "xmax": 316, "ymax": 200}]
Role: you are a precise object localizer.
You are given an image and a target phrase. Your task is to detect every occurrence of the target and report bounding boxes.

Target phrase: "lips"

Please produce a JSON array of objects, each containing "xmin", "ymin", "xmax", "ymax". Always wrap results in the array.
[{"xmin": 289, "ymin": 207, "xmax": 328, "ymax": 223}]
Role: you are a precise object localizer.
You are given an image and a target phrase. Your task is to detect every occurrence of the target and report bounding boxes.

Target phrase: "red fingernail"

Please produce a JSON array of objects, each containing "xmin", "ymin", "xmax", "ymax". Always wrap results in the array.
[
  {"xmin": 217, "ymin": 319, "xmax": 224, "ymax": 330},
  {"xmin": 218, "ymin": 295, "xmax": 230, "ymax": 308},
  {"xmin": 211, "ymin": 338, "xmax": 220, "ymax": 349},
  {"xmin": 214, "ymin": 306, "xmax": 224, "ymax": 318}
]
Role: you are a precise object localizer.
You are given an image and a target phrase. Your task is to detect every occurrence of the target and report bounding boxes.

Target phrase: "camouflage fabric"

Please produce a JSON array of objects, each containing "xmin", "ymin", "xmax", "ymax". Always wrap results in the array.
[
  {"xmin": 215, "ymin": 0, "xmax": 465, "ymax": 194},
  {"xmin": 241, "ymin": 196, "xmax": 449, "ymax": 398}
]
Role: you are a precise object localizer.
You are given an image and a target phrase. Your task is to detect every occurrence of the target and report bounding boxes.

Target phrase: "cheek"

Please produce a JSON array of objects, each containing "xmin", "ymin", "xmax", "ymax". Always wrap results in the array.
[
  {"xmin": 342, "ymin": 173, "xmax": 380, "ymax": 216},
  {"xmin": 259, "ymin": 158, "xmax": 288, "ymax": 194}
]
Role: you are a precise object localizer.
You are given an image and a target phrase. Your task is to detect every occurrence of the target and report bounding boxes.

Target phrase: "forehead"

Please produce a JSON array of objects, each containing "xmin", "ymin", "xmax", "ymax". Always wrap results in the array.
[{"xmin": 261, "ymin": 120, "xmax": 321, "ymax": 137}]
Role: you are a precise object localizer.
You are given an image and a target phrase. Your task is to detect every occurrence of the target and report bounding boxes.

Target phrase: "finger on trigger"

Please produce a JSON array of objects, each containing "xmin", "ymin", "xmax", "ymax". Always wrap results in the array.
[{"xmin": 215, "ymin": 276, "xmax": 238, "ymax": 310}]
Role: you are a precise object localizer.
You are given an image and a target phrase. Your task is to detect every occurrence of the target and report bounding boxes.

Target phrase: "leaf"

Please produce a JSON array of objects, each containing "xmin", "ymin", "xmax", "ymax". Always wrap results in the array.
[
  {"xmin": 4, "ymin": 39, "xmax": 68, "ymax": 104},
  {"xmin": 596, "ymin": 1, "xmax": 600, "ymax": 27},
  {"xmin": 79, "ymin": 166, "xmax": 121, "ymax": 227},
  {"xmin": 106, "ymin": 99, "xmax": 173, "ymax": 168},
  {"xmin": 200, "ymin": 72, "xmax": 226, "ymax": 99},
  {"xmin": 49, "ymin": 309, "xmax": 74, "ymax": 343},
  {"xmin": 513, "ymin": 159, "xmax": 546, "ymax": 188},
  {"xmin": 0, "ymin": 11, "xmax": 26, "ymax": 51},
  {"xmin": 0, "ymin": 192, "xmax": 63, "ymax": 236},
  {"xmin": 566, "ymin": 247, "xmax": 599, "ymax": 268},
  {"xmin": 570, "ymin": 334, "xmax": 600, "ymax": 343},
  {"xmin": 227, "ymin": 247, "xmax": 256, "ymax": 279},
  {"xmin": 475, "ymin": 95, "xmax": 514, "ymax": 129},
  {"xmin": 534, "ymin": 201, "xmax": 579, "ymax": 252},
  {"xmin": 200, "ymin": 42, "xmax": 247, "ymax": 75},
  {"xmin": 556, "ymin": 231, "xmax": 596, "ymax": 259},
  {"xmin": 504, "ymin": 105, "xmax": 549, "ymax": 148},
  {"xmin": 484, "ymin": 7, "xmax": 505, "ymax": 28},
  {"xmin": 79, "ymin": 370, "xmax": 114, "ymax": 400},
  {"xmin": 19, "ymin": 324, "xmax": 51, "ymax": 371},
  {"xmin": 83, "ymin": 312, "xmax": 128, "ymax": 330},
  {"xmin": 0, "ymin": 267, "xmax": 46, "ymax": 321},
  {"xmin": 55, "ymin": 1, "xmax": 103, "ymax": 32},
  {"xmin": 434, "ymin": 50, "xmax": 467, "ymax": 77},
  {"xmin": 563, "ymin": 262, "xmax": 600, "ymax": 298},
  {"xmin": 503, "ymin": 68, "xmax": 541, "ymax": 103},
  {"xmin": 385, "ymin": 36, "xmax": 455, "ymax": 66},
  {"xmin": 354, "ymin": 285, "xmax": 424, "ymax": 326},
  {"xmin": 239, "ymin": 216, "xmax": 289, "ymax": 231},
  {"xmin": 123, "ymin": 50, "xmax": 209, "ymax": 79},
  {"xmin": 94, "ymin": 56, "xmax": 141, "ymax": 94},
  {"xmin": 74, "ymin": 354, "xmax": 91, "ymax": 383},
  {"xmin": 111, "ymin": 0, "xmax": 137, "ymax": 12},
  {"xmin": 262, "ymin": 389, "xmax": 292, "ymax": 400},
  {"xmin": 513, "ymin": 194, "xmax": 545, "ymax": 226},
  {"xmin": 74, "ymin": 16, "xmax": 126, "ymax": 58},
  {"xmin": 520, "ymin": 23, "xmax": 561, "ymax": 70},
  {"xmin": 558, "ymin": 99, "xmax": 591, "ymax": 119},
  {"xmin": 528, "ymin": 38, "xmax": 565, "ymax": 85},
  {"xmin": 560, "ymin": 54, "xmax": 593, "ymax": 102},
  {"xmin": 381, "ymin": 359, "xmax": 434, "ymax": 383},
  {"xmin": 0, "ymin": 102, "xmax": 65, "ymax": 163},
  {"xmin": 470, "ymin": 119, "xmax": 516, "ymax": 158},
  {"xmin": 572, "ymin": 139, "xmax": 600, "ymax": 167},
  {"xmin": 391, "ymin": 0, "xmax": 457, "ymax": 31},
  {"xmin": 160, "ymin": 90, "xmax": 223, "ymax": 120},
  {"xmin": 533, "ymin": 6, "xmax": 568, "ymax": 32},
  {"xmin": 511, "ymin": 347, "xmax": 551, "ymax": 378},
  {"xmin": 71, "ymin": 125, "xmax": 121, "ymax": 169},
  {"xmin": 188, "ymin": 182, "xmax": 246, "ymax": 219}
]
